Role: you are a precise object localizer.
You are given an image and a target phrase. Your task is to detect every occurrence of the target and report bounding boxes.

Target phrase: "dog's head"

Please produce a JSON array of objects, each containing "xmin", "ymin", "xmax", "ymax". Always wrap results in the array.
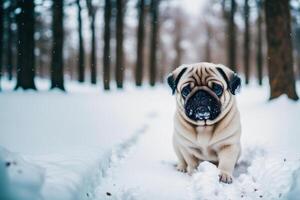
[{"xmin": 167, "ymin": 62, "xmax": 241, "ymax": 125}]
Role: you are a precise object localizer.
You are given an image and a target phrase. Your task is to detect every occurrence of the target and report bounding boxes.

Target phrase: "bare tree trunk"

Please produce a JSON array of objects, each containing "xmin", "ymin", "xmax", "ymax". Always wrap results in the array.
[
  {"xmin": 297, "ymin": 51, "xmax": 300, "ymax": 79},
  {"xmin": 15, "ymin": 0, "xmax": 36, "ymax": 90},
  {"xmin": 6, "ymin": 5, "xmax": 13, "ymax": 81},
  {"xmin": 51, "ymin": 0, "xmax": 65, "ymax": 91},
  {"xmin": 158, "ymin": 42, "xmax": 167, "ymax": 83},
  {"xmin": 205, "ymin": 23, "xmax": 212, "ymax": 62},
  {"xmin": 244, "ymin": 0, "xmax": 250, "ymax": 84},
  {"xmin": 115, "ymin": 0, "xmax": 125, "ymax": 89},
  {"xmin": 135, "ymin": 0, "xmax": 145, "ymax": 86},
  {"xmin": 90, "ymin": 17, "xmax": 96, "ymax": 84},
  {"xmin": 0, "ymin": 0, "xmax": 3, "ymax": 90},
  {"xmin": 149, "ymin": 0, "xmax": 159, "ymax": 86},
  {"xmin": 77, "ymin": 0, "xmax": 85, "ymax": 82},
  {"xmin": 173, "ymin": 14, "xmax": 183, "ymax": 67},
  {"xmin": 103, "ymin": 0, "xmax": 111, "ymax": 90},
  {"xmin": 86, "ymin": 0, "xmax": 97, "ymax": 84},
  {"xmin": 228, "ymin": 0, "xmax": 237, "ymax": 72},
  {"xmin": 256, "ymin": 0, "xmax": 263, "ymax": 85},
  {"xmin": 265, "ymin": 0, "xmax": 298, "ymax": 100}
]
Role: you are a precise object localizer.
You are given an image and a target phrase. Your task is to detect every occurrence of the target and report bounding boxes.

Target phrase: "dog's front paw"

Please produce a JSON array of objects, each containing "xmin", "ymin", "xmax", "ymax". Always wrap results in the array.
[
  {"xmin": 176, "ymin": 163, "xmax": 187, "ymax": 173},
  {"xmin": 219, "ymin": 171, "xmax": 233, "ymax": 184}
]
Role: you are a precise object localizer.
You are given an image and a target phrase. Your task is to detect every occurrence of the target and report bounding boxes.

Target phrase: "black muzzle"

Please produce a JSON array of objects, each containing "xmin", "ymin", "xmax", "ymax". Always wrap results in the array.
[{"xmin": 184, "ymin": 90, "xmax": 221, "ymax": 121}]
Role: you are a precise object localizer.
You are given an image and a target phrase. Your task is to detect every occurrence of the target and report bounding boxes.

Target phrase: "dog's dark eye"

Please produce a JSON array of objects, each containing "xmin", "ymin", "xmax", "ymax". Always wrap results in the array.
[
  {"xmin": 212, "ymin": 83, "xmax": 223, "ymax": 97},
  {"xmin": 181, "ymin": 85, "xmax": 191, "ymax": 98}
]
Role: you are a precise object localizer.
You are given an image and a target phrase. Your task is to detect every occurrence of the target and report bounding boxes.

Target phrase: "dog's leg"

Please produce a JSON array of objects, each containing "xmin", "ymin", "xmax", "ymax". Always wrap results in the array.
[
  {"xmin": 173, "ymin": 135, "xmax": 187, "ymax": 172},
  {"xmin": 180, "ymin": 147, "xmax": 199, "ymax": 175},
  {"xmin": 217, "ymin": 144, "xmax": 240, "ymax": 184}
]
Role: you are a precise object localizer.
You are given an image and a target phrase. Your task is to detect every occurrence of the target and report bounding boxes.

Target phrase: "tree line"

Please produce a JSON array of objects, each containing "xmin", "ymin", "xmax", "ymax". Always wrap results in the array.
[
  {"xmin": 0, "ymin": 0, "xmax": 160, "ymax": 91},
  {"xmin": 0, "ymin": 0, "xmax": 299, "ymax": 101},
  {"xmin": 222, "ymin": 0, "xmax": 299, "ymax": 100}
]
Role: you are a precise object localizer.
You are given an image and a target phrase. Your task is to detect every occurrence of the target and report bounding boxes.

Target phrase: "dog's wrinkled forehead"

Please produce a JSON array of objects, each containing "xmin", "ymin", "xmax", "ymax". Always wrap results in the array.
[
  {"xmin": 178, "ymin": 65, "xmax": 223, "ymax": 88},
  {"xmin": 167, "ymin": 62, "xmax": 241, "ymax": 95}
]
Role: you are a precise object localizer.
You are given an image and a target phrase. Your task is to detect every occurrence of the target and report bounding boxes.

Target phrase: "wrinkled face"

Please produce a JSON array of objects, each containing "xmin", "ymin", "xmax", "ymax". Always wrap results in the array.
[{"xmin": 168, "ymin": 63, "xmax": 241, "ymax": 125}]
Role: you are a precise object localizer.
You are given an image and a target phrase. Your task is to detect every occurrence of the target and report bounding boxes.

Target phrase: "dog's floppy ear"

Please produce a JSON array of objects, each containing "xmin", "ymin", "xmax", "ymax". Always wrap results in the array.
[
  {"xmin": 216, "ymin": 65, "xmax": 241, "ymax": 95},
  {"xmin": 167, "ymin": 66, "xmax": 187, "ymax": 95}
]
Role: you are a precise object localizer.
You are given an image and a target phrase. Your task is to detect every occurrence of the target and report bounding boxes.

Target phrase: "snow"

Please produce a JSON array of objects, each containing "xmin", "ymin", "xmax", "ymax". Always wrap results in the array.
[
  {"xmin": 0, "ymin": 79, "xmax": 300, "ymax": 200},
  {"xmin": 0, "ymin": 147, "xmax": 45, "ymax": 200}
]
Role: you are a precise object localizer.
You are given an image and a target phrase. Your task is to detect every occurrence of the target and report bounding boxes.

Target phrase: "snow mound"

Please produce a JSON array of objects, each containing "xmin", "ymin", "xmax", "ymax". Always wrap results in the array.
[
  {"xmin": 0, "ymin": 147, "xmax": 45, "ymax": 200},
  {"xmin": 189, "ymin": 147, "xmax": 300, "ymax": 200}
]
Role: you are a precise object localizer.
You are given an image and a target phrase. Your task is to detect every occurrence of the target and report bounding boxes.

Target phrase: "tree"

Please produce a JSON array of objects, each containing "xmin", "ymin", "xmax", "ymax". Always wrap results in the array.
[
  {"xmin": 205, "ymin": 22, "xmax": 212, "ymax": 62},
  {"xmin": 15, "ymin": 0, "xmax": 36, "ymax": 90},
  {"xmin": 51, "ymin": 0, "xmax": 65, "ymax": 91},
  {"xmin": 149, "ymin": 0, "xmax": 159, "ymax": 86},
  {"xmin": 5, "ymin": 2, "xmax": 14, "ymax": 81},
  {"xmin": 256, "ymin": 0, "xmax": 263, "ymax": 85},
  {"xmin": 228, "ymin": 0, "xmax": 237, "ymax": 72},
  {"xmin": 103, "ymin": 0, "xmax": 112, "ymax": 90},
  {"xmin": 86, "ymin": 0, "xmax": 97, "ymax": 84},
  {"xmin": 135, "ymin": 0, "xmax": 146, "ymax": 86},
  {"xmin": 296, "ymin": 26, "xmax": 300, "ymax": 79},
  {"xmin": 76, "ymin": 0, "xmax": 85, "ymax": 82},
  {"xmin": 115, "ymin": 0, "xmax": 125, "ymax": 88},
  {"xmin": 173, "ymin": 8, "xmax": 184, "ymax": 67},
  {"xmin": 265, "ymin": 0, "xmax": 298, "ymax": 100},
  {"xmin": 244, "ymin": 0, "xmax": 250, "ymax": 84},
  {"xmin": 0, "ymin": 0, "xmax": 3, "ymax": 91}
]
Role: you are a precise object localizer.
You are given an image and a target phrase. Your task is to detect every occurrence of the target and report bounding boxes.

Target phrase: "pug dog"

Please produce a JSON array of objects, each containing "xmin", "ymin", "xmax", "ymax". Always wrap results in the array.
[{"xmin": 167, "ymin": 62, "xmax": 241, "ymax": 184}]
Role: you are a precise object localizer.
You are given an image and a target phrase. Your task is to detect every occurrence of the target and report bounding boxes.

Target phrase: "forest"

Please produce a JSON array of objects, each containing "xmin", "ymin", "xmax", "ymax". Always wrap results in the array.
[
  {"xmin": 1, "ymin": 1, "xmax": 300, "ymax": 200},
  {"xmin": 0, "ymin": 0, "xmax": 299, "ymax": 101}
]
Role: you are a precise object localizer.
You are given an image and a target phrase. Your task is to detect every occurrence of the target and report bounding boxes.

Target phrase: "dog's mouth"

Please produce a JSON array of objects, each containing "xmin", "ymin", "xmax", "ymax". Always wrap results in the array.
[{"xmin": 184, "ymin": 89, "xmax": 221, "ymax": 121}]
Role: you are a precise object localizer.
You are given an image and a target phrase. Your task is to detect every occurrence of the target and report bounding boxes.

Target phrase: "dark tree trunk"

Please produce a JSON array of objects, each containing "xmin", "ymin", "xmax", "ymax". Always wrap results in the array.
[
  {"xmin": 0, "ymin": 0, "xmax": 3, "ymax": 90},
  {"xmin": 90, "ymin": 17, "xmax": 96, "ymax": 84},
  {"xmin": 51, "ymin": 0, "xmax": 65, "ymax": 91},
  {"xmin": 115, "ymin": 0, "xmax": 125, "ymax": 89},
  {"xmin": 77, "ymin": 0, "xmax": 85, "ymax": 83},
  {"xmin": 228, "ymin": 0, "xmax": 237, "ymax": 72},
  {"xmin": 244, "ymin": 0, "xmax": 250, "ymax": 84},
  {"xmin": 15, "ymin": 0, "xmax": 36, "ymax": 90},
  {"xmin": 86, "ymin": 0, "xmax": 97, "ymax": 84},
  {"xmin": 265, "ymin": 0, "xmax": 298, "ymax": 100},
  {"xmin": 149, "ymin": 0, "xmax": 159, "ymax": 86},
  {"xmin": 6, "ymin": 5, "xmax": 13, "ymax": 81},
  {"xmin": 297, "ymin": 51, "xmax": 300, "ymax": 79},
  {"xmin": 103, "ymin": 0, "xmax": 111, "ymax": 90},
  {"xmin": 256, "ymin": 0, "xmax": 263, "ymax": 86},
  {"xmin": 135, "ymin": 0, "xmax": 145, "ymax": 86}
]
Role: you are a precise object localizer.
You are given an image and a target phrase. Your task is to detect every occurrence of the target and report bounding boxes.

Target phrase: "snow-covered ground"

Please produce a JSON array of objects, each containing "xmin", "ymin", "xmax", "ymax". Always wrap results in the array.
[{"xmin": 0, "ymin": 79, "xmax": 300, "ymax": 200}]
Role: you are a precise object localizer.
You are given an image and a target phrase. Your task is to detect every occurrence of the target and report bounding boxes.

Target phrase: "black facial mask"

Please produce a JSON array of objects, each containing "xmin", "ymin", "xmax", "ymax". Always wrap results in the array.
[{"xmin": 184, "ymin": 89, "xmax": 221, "ymax": 121}]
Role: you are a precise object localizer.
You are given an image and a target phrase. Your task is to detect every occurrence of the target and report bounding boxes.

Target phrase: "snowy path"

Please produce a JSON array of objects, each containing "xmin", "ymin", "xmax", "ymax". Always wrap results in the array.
[
  {"xmin": 91, "ymin": 88, "xmax": 300, "ymax": 200},
  {"xmin": 93, "ymin": 115, "xmax": 300, "ymax": 200},
  {"xmin": 93, "ymin": 111, "xmax": 191, "ymax": 200}
]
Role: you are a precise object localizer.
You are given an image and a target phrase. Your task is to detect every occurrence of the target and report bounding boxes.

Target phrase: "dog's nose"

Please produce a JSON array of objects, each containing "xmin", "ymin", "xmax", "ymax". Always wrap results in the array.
[{"xmin": 195, "ymin": 106, "xmax": 210, "ymax": 120}]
